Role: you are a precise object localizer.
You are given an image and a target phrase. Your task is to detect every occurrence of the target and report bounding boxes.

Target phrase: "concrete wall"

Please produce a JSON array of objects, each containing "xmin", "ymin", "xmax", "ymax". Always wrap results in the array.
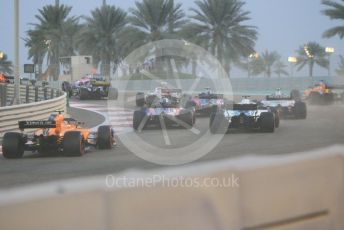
[
  {"xmin": 110, "ymin": 76, "xmax": 344, "ymax": 95},
  {"xmin": 0, "ymin": 146, "xmax": 343, "ymax": 229},
  {"xmin": 0, "ymin": 93, "xmax": 67, "ymax": 138}
]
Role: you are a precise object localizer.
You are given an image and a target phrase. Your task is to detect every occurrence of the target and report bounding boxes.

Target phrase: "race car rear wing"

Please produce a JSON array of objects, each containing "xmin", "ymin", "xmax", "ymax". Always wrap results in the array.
[
  {"xmin": 161, "ymin": 88, "xmax": 182, "ymax": 94},
  {"xmin": 266, "ymin": 95, "xmax": 292, "ymax": 100},
  {"xmin": 198, "ymin": 93, "xmax": 223, "ymax": 99},
  {"xmin": 232, "ymin": 104, "xmax": 258, "ymax": 111},
  {"xmin": 327, "ymin": 85, "xmax": 344, "ymax": 90},
  {"xmin": 19, "ymin": 121, "xmax": 56, "ymax": 130},
  {"xmin": 90, "ymin": 81, "xmax": 111, "ymax": 87}
]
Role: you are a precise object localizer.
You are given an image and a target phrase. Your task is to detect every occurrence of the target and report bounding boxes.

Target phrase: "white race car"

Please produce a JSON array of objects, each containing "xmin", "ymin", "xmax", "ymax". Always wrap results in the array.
[
  {"xmin": 135, "ymin": 82, "xmax": 183, "ymax": 107},
  {"xmin": 261, "ymin": 89, "xmax": 306, "ymax": 119}
]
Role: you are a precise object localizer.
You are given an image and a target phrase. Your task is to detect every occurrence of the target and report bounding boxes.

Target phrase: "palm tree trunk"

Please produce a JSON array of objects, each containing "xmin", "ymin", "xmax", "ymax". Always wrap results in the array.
[
  {"xmin": 52, "ymin": 49, "xmax": 60, "ymax": 81},
  {"xmin": 224, "ymin": 61, "xmax": 231, "ymax": 78},
  {"xmin": 192, "ymin": 59, "xmax": 197, "ymax": 77},
  {"xmin": 101, "ymin": 60, "xmax": 110, "ymax": 80},
  {"xmin": 217, "ymin": 44, "xmax": 223, "ymax": 66},
  {"xmin": 167, "ymin": 57, "xmax": 173, "ymax": 78},
  {"xmin": 309, "ymin": 61, "xmax": 314, "ymax": 77}
]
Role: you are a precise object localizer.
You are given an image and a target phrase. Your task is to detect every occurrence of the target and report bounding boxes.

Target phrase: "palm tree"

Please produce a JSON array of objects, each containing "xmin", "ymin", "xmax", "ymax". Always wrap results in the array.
[
  {"xmin": 128, "ymin": 0, "xmax": 185, "ymax": 42},
  {"xmin": 30, "ymin": 4, "xmax": 80, "ymax": 80},
  {"xmin": 24, "ymin": 29, "xmax": 47, "ymax": 78},
  {"xmin": 260, "ymin": 50, "xmax": 281, "ymax": 77},
  {"xmin": 322, "ymin": 0, "xmax": 344, "ymax": 39},
  {"xmin": 274, "ymin": 61, "xmax": 289, "ymax": 77},
  {"xmin": 126, "ymin": 0, "xmax": 186, "ymax": 76},
  {"xmin": 187, "ymin": 0, "xmax": 257, "ymax": 76},
  {"xmin": 237, "ymin": 56, "xmax": 263, "ymax": 77},
  {"xmin": 296, "ymin": 42, "xmax": 328, "ymax": 77},
  {"xmin": 78, "ymin": 5, "xmax": 127, "ymax": 79},
  {"xmin": 336, "ymin": 55, "xmax": 344, "ymax": 76},
  {"xmin": 0, "ymin": 54, "xmax": 13, "ymax": 75}
]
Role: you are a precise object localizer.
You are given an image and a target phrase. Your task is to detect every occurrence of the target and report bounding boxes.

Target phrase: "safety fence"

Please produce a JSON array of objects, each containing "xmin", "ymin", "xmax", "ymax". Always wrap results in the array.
[
  {"xmin": 0, "ymin": 83, "xmax": 64, "ymax": 107},
  {"xmin": 0, "ymin": 145, "xmax": 343, "ymax": 230},
  {"xmin": 0, "ymin": 87, "xmax": 66, "ymax": 138}
]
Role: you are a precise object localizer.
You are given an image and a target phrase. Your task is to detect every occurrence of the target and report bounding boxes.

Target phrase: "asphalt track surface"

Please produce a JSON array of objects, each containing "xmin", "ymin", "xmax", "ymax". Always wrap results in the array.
[{"xmin": 1, "ymin": 99, "xmax": 344, "ymax": 189}]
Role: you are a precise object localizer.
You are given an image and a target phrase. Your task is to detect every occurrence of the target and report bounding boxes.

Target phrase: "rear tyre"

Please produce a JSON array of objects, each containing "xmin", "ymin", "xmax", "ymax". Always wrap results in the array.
[
  {"xmin": 211, "ymin": 105, "xmax": 218, "ymax": 114},
  {"xmin": 294, "ymin": 101, "xmax": 307, "ymax": 119},
  {"xmin": 94, "ymin": 88, "xmax": 102, "ymax": 100},
  {"xmin": 260, "ymin": 112, "xmax": 275, "ymax": 133},
  {"xmin": 108, "ymin": 88, "xmax": 118, "ymax": 100},
  {"xmin": 184, "ymin": 100, "xmax": 196, "ymax": 109},
  {"xmin": 178, "ymin": 111, "xmax": 194, "ymax": 128},
  {"xmin": 97, "ymin": 125, "xmax": 114, "ymax": 149},
  {"xmin": 79, "ymin": 87, "xmax": 89, "ymax": 100},
  {"xmin": 2, "ymin": 132, "xmax": 24, "ymax": 159},
  {"xmin": 290, "ymin": 89, "xmax": 301, "ymax": 100},
  {"xmin": 180, "ymin": 94, "xmax": 192, "ymax": 108},
  {"xmin": 133, "ymin": 110, "xmax": 146, "ymax": 130},
  {"xmin": 209, "ymin": 112, "xmax": 228, "ymax": 134},
  {"xmin": 136, "ymin": 92, "xmax": 145, "ymax": 107},
  {"xmin": 273, "ymin": 109, "xmax": 280, "ymax": 128},
  {"xmin": 63, "ymin": 131, "xmax": 85, "ymax": 156},
  {"xmin": 323, "ymin": 93, "xmax": 334, "ymax": 105}
]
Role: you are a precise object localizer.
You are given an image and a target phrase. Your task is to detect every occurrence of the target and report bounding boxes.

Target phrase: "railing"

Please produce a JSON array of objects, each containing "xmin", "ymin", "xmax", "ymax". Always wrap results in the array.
[
  {"xmin": 0, "ymin": 83, "xmax": 63, "ymax": 107},
  {"xmin": 0, "ymin": 83, "xmax": 66, "ymax": 138}
]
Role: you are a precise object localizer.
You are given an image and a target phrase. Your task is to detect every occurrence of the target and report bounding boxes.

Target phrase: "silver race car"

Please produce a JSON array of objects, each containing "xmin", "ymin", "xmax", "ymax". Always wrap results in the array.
[{"xmin": 261, "ymin": 89, "xmax": 307, "ymax": 119}]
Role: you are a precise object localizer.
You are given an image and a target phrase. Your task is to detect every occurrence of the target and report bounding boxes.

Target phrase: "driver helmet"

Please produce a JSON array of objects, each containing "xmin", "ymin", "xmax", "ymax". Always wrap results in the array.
[
  {"xmin": 48, "ymin": 114, "xmax": 57, "ymax": 122},
  {"xmin": 162, "ymin": 97, "xmax": 169, "ymax": 104}
]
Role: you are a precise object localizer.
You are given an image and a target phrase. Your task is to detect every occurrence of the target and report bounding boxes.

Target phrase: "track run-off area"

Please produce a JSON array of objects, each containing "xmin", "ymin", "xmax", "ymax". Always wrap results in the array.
[{"xmin": 1, "ymin": 98, "xmax": 344, "ymax": 189}]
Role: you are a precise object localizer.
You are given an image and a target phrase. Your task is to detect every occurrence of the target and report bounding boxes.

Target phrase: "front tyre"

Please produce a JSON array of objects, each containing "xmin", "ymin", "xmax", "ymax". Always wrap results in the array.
[
  {"xmin": 133, "ymin": 110, "xmax": 146, "ymax": 130},
  {"xmin": 260, "ymin": 112, "xmax": 275, "ymax": 133},
  {"xmin": 97, "ymin": 125, "xmax": 114, "ymax": 149},
  {"xmin": 136, "ymin": 92, "xmax": 145, "ymax": 107},
  {"xmin": 2, "ymin": 132, "xmax": 25, "ymax": 159}
]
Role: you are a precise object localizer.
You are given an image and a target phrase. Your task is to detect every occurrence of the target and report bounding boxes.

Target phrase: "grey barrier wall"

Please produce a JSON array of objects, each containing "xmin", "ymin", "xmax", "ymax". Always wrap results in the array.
[
  {"xmin": 109, "ymin": 76, "xmax": 344, "ymax": 95},
  {"xmin": 0, "ymin": 146, "xmax": 343, "ymax": 229},
  {"xmin": 44, "ymin": 76, "xmax": 344, "ymax": 95}
]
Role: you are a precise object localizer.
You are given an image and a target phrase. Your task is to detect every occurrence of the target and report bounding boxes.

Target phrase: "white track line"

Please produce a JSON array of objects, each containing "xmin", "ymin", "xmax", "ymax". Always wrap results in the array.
[{"xmin": 70, "ymin": 101, "xmax": 134, "ymax": 135}]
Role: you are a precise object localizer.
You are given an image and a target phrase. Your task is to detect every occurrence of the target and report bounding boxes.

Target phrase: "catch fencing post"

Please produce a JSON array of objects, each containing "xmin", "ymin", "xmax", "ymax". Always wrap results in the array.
[
  {"xmin": 50, "ymin": 88, "xmax": 54, "ymax": 99},
  {"xmin": 34, "ymin": 86, "xmax": 39, "ymax": 101},
  {"xmin": 25, "ymin": 85, "xmax": 29, "ymax": 103},
  {"xmin": 43, "ymin": 87, "xmax": 47, "ymax": 100},
  {"xmin": 0, "ymin": 84, "xmax": 7, "ymax": 106}
]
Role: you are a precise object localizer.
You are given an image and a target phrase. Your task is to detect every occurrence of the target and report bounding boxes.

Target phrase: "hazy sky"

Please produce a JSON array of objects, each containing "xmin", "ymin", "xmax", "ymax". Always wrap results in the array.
[{"xmin": 0, "ymin": 0, "xmax": 343, "ymax": 76}]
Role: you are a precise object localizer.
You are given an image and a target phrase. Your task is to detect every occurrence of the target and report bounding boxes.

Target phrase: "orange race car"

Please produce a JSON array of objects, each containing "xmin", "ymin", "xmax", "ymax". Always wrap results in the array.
[
  {"xmin": 304, "ymin": 81, "xmax": 334, "ymax": 104},
  {"xmin": 0, "ymin": 73, "xmax": 9, "ymax": 83},
  {"xmin": 2, "ymin": 110, "xmax": 115, "ymax": 158}
]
